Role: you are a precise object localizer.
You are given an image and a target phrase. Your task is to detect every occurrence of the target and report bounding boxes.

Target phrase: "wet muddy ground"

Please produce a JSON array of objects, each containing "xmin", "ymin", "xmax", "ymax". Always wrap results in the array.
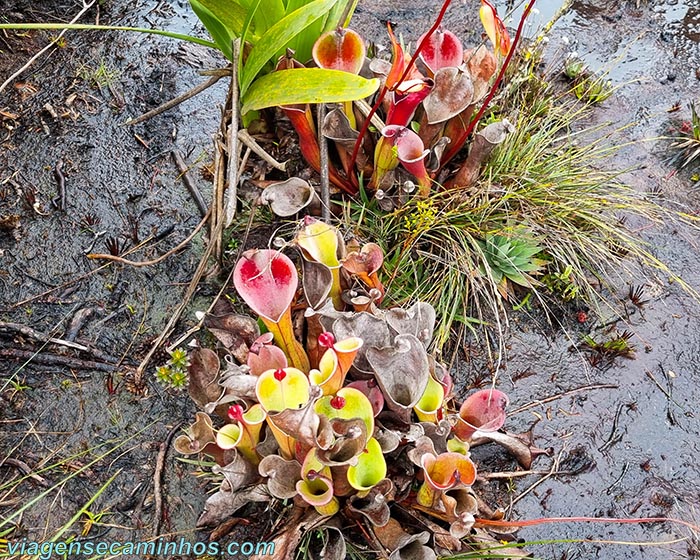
[{"xmin": 1, "ymin": 0, "xmax": 700, "ymax": 559}]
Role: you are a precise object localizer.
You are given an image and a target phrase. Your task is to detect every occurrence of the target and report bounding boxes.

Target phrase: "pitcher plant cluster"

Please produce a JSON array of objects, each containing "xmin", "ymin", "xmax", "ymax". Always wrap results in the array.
[
  {"xmin": 175, "ymin": 219, "xmax": 535, "ymax": 558},
  {"xmin": 269, "ymin": 0, "xmax": 518, "ymax": 199}
]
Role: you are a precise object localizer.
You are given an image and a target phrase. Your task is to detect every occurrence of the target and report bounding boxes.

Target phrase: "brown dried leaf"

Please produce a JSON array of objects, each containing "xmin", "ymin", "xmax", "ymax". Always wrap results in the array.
[
  {"xmin": 188, "ymin": 348, "xmax": 222, "ymax": 409},
  {"xmin": 174, "ymin": 412, "xmax": 215, "ymax": 455},
  {"xmin": 301, "ymin": 258, "xmax": 334, "ymax": 310},
  {"xmin": 307, "ymin": 525, "xmax": 347, "ymax": 560},
  {"xmin": 269, "ymin": 386, "xmax": 323, "ymax": 448},
  {"xmin": 316, "ymin": 417, "xmax": 368, "ymax": 466},
  {"xmin": 420, "ymin": 420, "xmax": 451, "ymax": 455},
  {"xmin": 218, "ymin": 374, "xmax": 258, "ymax": 403},
  {"xmin": 407, "ymin": 435, "xmax": 438, "ymax": 467},
  {"xmin": 204, "ymin": 313, "xmax": 259, "ymax": 363},
  {"xmin": 471, "ymin": 430, "xmax": 542, "ymax": 469},
  {"xmin": 374, "ymin": 518, "xmax": 437, "ymax": 560},
  {"xmin": 197, "ymin": 484, "xmax": 269, "ymax": 527},
  {"xmin": 423, "ymin": 67, "xmax": 474, "ymax": 124},
  {"xmin": 214, "ymin": 451, "xmax": 258, "ymax": 492},
  {"xmin": 347, "ymin": 478, "xmax": 393, "ymax": 526}
]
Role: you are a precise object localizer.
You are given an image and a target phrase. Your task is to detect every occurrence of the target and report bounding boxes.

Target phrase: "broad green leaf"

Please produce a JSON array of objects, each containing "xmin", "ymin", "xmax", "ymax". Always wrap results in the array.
[
  {"xmin": 238, "ymin": 0, "xmax": 285, "ymax": 36},
  {"xmin": 189, "ymin": 0, "xmax": 238, "ymax": 59},
  {"xmin": 239, "ymin": 0, "xmax": 262, "ymax": 78},
  {"xmin": 285, "ymin": 0, "xmax": 343, "ymax": 63},
  {"xmin": 241, "ymin": 68, "xmax": 379, "ymax": 114},
  {"xmin": 190, "ymin": 0, "xmax": 248, "ymax": 40},
  {"xmin": 239, "ymin": 0, "xmax": 338, "ymax": 95}
]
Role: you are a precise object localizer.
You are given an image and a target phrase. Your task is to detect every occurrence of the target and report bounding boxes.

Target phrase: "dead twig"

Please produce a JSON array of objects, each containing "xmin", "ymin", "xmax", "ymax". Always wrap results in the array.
[
  {"xmin": 0, "ymin": 347, "xmax": 120, "ymax": 373},
  {"xmin": 598, "ymin": 402, "xmax": 627, "ymax": 453},
  {"xmin": 0, "ymin": 457, "xmax": 50, "ymax": 487},
  {"xmin": 0, "ymin": 321, "xmax": 121, "ymax": 364},
  {"xmin": 0, "ymin": 0, "xmax": 98, "ymax": 95},
  {"xmin": 318, "ymin": 103, "xmax": 330, "ymax": 221},
  {"xmin": 506, "ymin": 447, "xmax": 566, "ymax": 513},
  {"xmin": 237, "ymin": 129, "xmax": 287, "ymax": 171},
  {"xmin": 51, "ymin": 158, "xmax": 66, "ymax": 211},
  {"xmin": 171, "ymin": 150, "xmax": 209, "ymax": 217},
  {"xmin": 354, "ymin": 99, "xmax": 385, "ymax": 130},
  {"xmin": 480, "ymin": 468, "xmax": 581, "ymax": 480},
  {"xmin": 125, "ymin": 73, "xmax": 226, "ymax": 126},
  {"xmin": 64, "ymin": 307, "xmax": 98, "ymax": 342},
  {"xmin": 509, "ymin": 383, "xmax": 619, "ymax": 415},
  {"xmin": 152, "ymin": 422, "xmax": 183, "ymax": 537},
  {"xmin": 224, "ymin": 39, "xmax": 241, "ymax": 228},
  {"xmin": 645, "ymin": 368, "xmax": 689, "ymax": 418},
  {"xmin": 87, "ymin": 209, "xmax": 210, "ymax": 267}
]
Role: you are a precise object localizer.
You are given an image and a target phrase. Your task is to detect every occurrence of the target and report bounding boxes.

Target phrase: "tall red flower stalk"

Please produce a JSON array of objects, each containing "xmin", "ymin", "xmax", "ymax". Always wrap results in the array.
[
  {"xmin": 347, "ymin": 0, "xmax": 455, "ymax": 175},
  {"xmin": 440, "ymin": 0, "xmax": 537, "ymax": 166}
]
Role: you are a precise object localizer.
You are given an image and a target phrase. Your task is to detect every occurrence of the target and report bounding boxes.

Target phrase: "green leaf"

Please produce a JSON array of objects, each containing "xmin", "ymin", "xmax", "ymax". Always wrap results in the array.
[
  {"xmin": 190, "ymin": 0, "xmax": 248, "ymax": 39},
  {"xmin": 285, "ymin": 0, "xmax": 344, "ymax": 64},
  {"xmin": 237, "ymin": 0, "xmax": 285, "ymax": 35},
  {"xmin": 324, "ymin": 0, "xmax": 358, "ymax": 30},
  {"xmin": 239, "ymin": 0, "xmax": 262, "ymax": 77},
  {"xmin": 239, "ymin": 0, "xmax": 339, "ymax": 95},
  {"xmin": 0, "ymin": 23, "xmax": 217, "ymax": 50},
  {"xmin": 241, "ymin": 68, "xmax": 379, "ymax": 113},
  {"xmin": 189, "ymin": 0, "xmax": 241, "ymax": 59}
]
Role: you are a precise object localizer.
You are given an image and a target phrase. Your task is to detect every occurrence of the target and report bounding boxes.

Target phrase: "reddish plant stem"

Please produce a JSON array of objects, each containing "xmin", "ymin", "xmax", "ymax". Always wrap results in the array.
[
  {"xmin": 347, "ymin": 0, "xmax": 454, "ymax": 177},
  {"xmin": 441, "ymin": 0, "xmax": 536, "ymax": 166},
  {"xmin": 475, "ymin": 516, "xmax": 700, "ymax": 532}
]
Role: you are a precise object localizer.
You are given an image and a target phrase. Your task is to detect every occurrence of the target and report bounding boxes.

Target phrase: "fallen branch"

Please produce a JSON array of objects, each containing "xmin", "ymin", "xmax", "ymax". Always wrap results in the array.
[
  {"xmin": 0, "ymin": 457, "xmax": 50, "ymax": 487},
  {"xmin": 0, "ymin": 321, "xmax": 121, "ymax": 364},
  {"xmin": 152, "ymin": 422, "xmax": 183, "ymax": 537},
  {"xmin": 318, "ymin": 103, "xmax": 330, "ymax": 221},
  {"xmin": 237, "ymin": 129, "xmax": 287, "ymax": 171},
  {"xmin": 508, "ymin": 447, "xmax": 564, "ymax": 509},
  {"xmin": 509, "ymin": 383, "xmax": 619, "ymax": 415},
  {"xmin": 171, "ymin": 150, "xmax": 209, "ymax": 217},
  {"xmin": 224, "ymin": 39, "xmax": 241, "ymax": 228},
  {"xmin": 0, "ymin": 347, "xmax": 119, "ymax": 372},
  {"xmin": 480, "ymin": 468, "xmax": 580, "ymax": 480},
  {"xmin": 125, "ymin": 72, "xmax": 227, "ymax": 126}
]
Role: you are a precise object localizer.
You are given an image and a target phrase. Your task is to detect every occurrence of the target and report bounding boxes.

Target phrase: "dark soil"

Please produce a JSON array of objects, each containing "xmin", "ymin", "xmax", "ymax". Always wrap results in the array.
[{"xmin": 1, "ymin": 1, "xmax": 700, "ymax": 559}]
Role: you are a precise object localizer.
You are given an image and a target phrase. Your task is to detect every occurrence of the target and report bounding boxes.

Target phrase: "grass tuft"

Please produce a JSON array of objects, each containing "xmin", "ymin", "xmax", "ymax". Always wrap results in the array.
[{"xmin": 344, "ymin": 54, "xmax": 700, "ymax": 353}]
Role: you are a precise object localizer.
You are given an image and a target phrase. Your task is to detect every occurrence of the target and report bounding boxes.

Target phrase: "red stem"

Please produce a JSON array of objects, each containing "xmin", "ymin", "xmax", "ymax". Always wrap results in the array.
[
  {"xmin": 347, "ymin": 0, "xmax": 454, "ymax": 179},
  {"xmin": 475, "ymin": 515, "xmax": 700, "ymax": 532},
  {"xmin": 441, "ymin": 0, "xmax": 536, "ymax": 166}
]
